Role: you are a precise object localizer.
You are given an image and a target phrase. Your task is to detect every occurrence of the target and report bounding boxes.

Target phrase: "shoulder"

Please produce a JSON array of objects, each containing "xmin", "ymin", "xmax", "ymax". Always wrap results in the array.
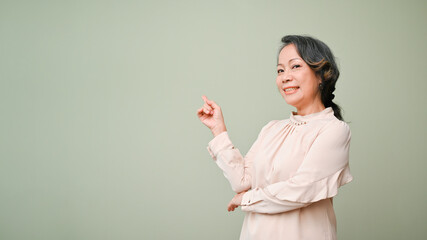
[
  {"xmin": 261, "ymin": 119, "xmax": 281, "ymax": 131},
  {"xmin": 256, "ymin": 119, "xmax": 281, "ymax": 136},
  {"xmin": 318, "ymin": 118, "xmax": 351, "ymax": 142}
]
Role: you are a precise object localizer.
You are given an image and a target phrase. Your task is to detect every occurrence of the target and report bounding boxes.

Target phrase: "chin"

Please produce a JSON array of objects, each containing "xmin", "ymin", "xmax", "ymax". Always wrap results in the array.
[
  {"xmin": 282, "ymin": 95, "xmax": 301, "ymax": 107},
  {"xmin": 285, "ymin": 101, "xmax": 298, "ymax": 108}
]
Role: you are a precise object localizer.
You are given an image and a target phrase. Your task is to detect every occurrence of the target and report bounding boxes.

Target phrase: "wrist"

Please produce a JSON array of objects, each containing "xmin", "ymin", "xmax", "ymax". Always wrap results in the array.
[{"xmin": 212, "ymin": 126, "xmax": 227, "ymax": 137}]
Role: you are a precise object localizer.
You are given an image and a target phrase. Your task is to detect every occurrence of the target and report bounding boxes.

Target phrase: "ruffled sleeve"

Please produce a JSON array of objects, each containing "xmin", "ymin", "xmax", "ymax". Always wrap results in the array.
[
  {"xmin": 240, "ymin": 120, "xmax": 353, "ymax": 214},
  {"xmin": 206, "ymin": 120, "xmax": 277, "ymax": 193}
]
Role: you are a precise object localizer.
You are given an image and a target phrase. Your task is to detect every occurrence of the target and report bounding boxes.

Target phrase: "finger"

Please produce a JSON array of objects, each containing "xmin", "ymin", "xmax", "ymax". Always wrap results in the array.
[
  {"xmin": 197, "ymin": 108, "xmax": 206, "ymax": 116},
  {"xmin": 202, "ymin": 96, "xmax": 215, "ymax": 112},
  {"xmin": 206, "ymin": 99, "xmax": 219, "ymax": 109},
  {"xmin": 203, "ymin": 105, "xmax": 213, "ymax": 114},
  {"xmin": 202, "ymin": 95, "xmax": 218, "ymax": 109},
  {"xmin": 198, "ymin": 107, "xmax": 212, "ymax": 117},
  {"xmin": 202, "ymin": 95, "xmax": 208, "ymax": 103},
  {"xmin": 229, "ymin": 201, "xmax": 237, "ymax": 211},
  {"xmin": 203, "ymin": 103, "xmax": 213, "ymax": 111},
  {"xmin": 228, "ymin": 200, "xmax": 234, "ymax": 209},
  {"xmin": 228, "ymin": 206, "xmax": 234, "ymax": 212},
  {"xmin": 203, "ymin": 108, "xmax": 211, "ymax": 115}
]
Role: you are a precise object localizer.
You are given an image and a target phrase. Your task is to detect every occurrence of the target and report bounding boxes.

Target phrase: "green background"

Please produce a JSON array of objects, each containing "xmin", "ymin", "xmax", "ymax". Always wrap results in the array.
[{"xmin": 1, "ymin": 0, "xmax": 426, "ymax": 239}]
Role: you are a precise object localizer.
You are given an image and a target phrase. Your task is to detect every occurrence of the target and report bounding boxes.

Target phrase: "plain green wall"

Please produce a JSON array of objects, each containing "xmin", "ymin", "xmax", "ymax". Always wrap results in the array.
[{"xmin": 1, "ymin": 0, "xmax": 426, "ymax": 239}]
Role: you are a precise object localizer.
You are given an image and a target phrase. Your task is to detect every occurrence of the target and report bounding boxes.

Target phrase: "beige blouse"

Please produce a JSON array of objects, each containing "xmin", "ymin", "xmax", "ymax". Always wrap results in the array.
[{"xmin": 206, "ymin": 107, "xmax": 353, "ymax": 240}]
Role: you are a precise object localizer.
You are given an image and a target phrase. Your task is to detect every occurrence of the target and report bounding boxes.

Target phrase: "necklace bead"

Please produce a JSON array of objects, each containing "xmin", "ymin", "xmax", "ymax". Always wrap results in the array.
[{"xmin": 290, "ymin": 120, "xmax": 307, "ymax": 126}]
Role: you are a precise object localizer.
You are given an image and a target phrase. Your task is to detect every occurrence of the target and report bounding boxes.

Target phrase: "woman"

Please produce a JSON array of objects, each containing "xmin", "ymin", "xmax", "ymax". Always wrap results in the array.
[{"xmin": 197, "ymin": 35, "xmax": 353, "ymax": 240}]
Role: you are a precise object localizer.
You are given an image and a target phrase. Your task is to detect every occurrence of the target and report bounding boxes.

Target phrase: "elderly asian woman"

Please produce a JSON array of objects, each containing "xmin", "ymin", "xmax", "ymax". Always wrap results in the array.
[{"xmin": 197, "ymin": 34, "xmax": 353, "ymax": 240}]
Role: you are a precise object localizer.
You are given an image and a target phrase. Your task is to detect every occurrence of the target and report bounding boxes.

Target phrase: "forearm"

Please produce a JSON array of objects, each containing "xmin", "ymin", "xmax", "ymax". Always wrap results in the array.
[
  {"xmin": 207, "ymin": 131, "xmax": 252, "ymax": 193},
  {"xmin": 239, "ymin": 166, "xmax": 352, "ymax": 214},
  {"xmin": 240, "ymin": 187, "xmax": 311, "ymax": 214},
  {"xmin": 206, "ymin": 121, "xmax": 274, "ymax": 194},
  {"xmin": 215, "ymin": 151, "xmax": 252, "ymax": 193}
]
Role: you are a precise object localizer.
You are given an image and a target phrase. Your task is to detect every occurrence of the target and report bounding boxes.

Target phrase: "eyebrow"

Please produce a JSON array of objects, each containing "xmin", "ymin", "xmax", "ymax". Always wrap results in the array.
[{"xmin": 277, "ymin": 58, "xmax": 302, "ymax": 67}]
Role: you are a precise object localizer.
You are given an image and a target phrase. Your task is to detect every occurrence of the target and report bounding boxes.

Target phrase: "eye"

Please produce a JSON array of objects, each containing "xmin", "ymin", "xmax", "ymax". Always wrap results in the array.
[
  {"xmin": 292, "ymin": 64, "xmax": 301, "ymax": 69},
  {"xmin": 277, "ymin": 69, "xmax": 284, "ymax": 74}
]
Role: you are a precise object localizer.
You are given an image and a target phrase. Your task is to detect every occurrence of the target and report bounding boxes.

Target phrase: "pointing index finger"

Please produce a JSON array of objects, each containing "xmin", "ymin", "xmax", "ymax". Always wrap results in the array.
[{"xmin": 202, "ymin": 95, "xmax": 217, "ymax": 108}]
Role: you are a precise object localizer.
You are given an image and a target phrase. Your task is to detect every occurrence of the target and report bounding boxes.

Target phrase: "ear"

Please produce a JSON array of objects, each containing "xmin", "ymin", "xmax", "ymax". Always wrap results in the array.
[{"xmin": 317, "ymin": 75, "xmax": 322, "ymax": 84}]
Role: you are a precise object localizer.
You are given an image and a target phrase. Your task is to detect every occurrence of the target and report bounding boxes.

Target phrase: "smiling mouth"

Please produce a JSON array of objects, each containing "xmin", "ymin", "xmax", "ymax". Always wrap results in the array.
[{"xmin": 284, "ymin": 87, "xmax": 299, "ymax": 92}]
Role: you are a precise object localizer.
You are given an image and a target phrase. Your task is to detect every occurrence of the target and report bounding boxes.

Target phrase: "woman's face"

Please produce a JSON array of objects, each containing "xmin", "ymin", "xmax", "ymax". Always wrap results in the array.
[{"xmin": 276, "ymin": 44, "xmax": 323, "ymax": 110}]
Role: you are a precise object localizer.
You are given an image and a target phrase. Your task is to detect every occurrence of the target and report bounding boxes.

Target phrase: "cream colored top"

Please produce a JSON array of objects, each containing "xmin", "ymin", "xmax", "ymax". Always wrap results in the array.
[{"xmin": 206, "ymin": 107, "xmax": 353, "ymax": 240}]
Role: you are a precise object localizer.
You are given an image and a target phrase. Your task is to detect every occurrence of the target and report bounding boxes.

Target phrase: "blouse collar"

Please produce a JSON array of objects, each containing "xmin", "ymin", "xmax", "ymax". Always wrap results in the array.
[{"xmin": 289, "ymin": 107, "xmax": 334, "ymax": 125}]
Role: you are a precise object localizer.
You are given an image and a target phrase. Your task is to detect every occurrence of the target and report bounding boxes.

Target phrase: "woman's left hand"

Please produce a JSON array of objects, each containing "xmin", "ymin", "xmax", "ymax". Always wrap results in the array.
[{"xmin": 227, "ymin": 191, "xmax": 247, "ymax": 212}]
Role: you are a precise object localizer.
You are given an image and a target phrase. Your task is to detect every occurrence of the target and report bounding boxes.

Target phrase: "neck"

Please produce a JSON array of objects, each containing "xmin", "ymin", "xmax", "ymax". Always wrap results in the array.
[{"xmin": 294, "ymin": 102, "xmax": 326, "ymax": 116}]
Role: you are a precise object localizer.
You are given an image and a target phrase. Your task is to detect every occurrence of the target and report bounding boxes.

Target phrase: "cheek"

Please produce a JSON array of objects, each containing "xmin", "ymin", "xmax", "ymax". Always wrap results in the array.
[
  {"xmin": 301, "ymin": 81, "xmax": 319, "ymax": 96},
  {"xmin": 276, "ymin": 77, "xmax": 281, "ymax": 86}
]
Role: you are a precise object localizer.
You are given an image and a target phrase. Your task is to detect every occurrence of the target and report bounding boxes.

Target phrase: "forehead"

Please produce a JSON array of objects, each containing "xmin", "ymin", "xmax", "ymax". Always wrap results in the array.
[{"xmin": 278, "ymin": 44, "xmax": 302, "ymax": 63}]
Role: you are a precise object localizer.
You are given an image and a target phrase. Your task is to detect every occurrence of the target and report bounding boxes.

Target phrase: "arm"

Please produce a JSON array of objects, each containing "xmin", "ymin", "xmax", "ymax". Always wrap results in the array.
[
  {"xmin": 240, "ymin": 120, "xmax": 353, "ymax": 214},
  {"xmin": 207, "ymin": 120, "xmax": 276, "ymax": 193}
]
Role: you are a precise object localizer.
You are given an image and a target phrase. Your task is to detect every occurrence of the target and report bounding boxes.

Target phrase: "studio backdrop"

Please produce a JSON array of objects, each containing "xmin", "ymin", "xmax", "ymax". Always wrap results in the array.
[{"xmin": 1, "ymin": 0, "xmax": 426, "ymax": 239}]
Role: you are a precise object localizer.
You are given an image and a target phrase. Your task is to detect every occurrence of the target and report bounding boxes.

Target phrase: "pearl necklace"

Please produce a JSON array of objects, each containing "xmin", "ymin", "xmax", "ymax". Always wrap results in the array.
[{"xmin": 289, "ymin": 119, "xmax": 307, "ymax": 126}]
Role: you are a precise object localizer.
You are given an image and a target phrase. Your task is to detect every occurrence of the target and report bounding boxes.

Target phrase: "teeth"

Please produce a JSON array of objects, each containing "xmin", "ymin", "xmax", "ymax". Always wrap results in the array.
[{"xmin": 285, "ymin": 87, "xmax": 298, "ymax": 92}]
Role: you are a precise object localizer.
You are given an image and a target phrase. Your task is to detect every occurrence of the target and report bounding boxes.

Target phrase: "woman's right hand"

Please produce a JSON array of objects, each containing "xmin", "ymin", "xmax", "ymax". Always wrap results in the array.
[{"xmin": 197, "ymin": 95, "xmax": 227, "ymax": 137}]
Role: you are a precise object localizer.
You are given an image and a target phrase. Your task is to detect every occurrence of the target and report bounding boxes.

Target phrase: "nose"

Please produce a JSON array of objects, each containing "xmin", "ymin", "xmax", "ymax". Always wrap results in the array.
[{"xmin": 281, "ymin": 72, "xmax": 292, "ymax": 84}]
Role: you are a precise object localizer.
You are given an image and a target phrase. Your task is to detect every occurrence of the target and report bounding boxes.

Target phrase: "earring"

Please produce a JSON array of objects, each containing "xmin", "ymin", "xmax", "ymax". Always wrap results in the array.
[{"xmin": 319, "ymin": 83, "xmax": 324, "ymax": 90}]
